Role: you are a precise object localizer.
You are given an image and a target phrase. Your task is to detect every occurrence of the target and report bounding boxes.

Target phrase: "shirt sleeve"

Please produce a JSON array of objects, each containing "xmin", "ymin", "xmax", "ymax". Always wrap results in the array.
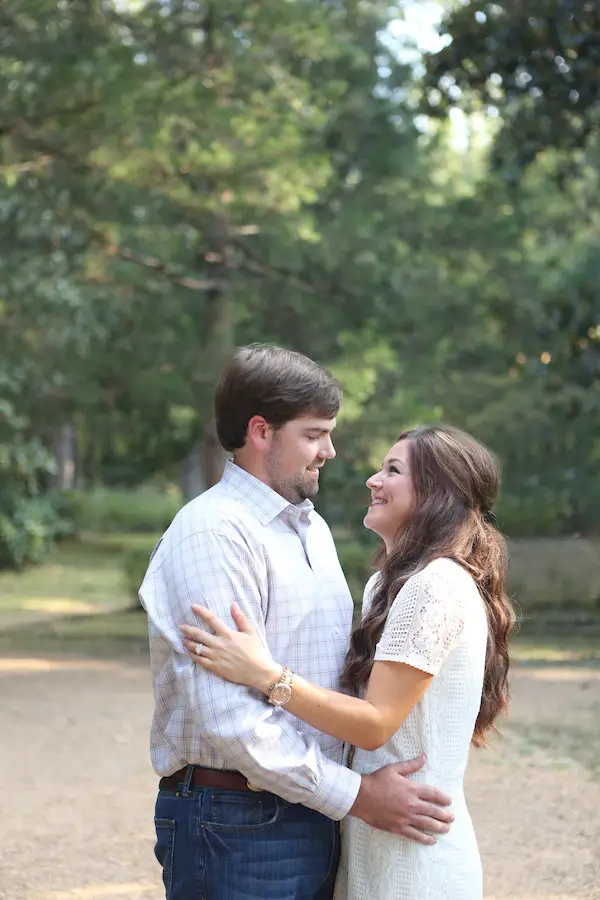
[
  {"xmin": 145, "ymin": 526, "xmax": 361, "ymax": 820},
  {"xmin": 374, "ymin": 562, "xmax": 465, "ymax": 675}
]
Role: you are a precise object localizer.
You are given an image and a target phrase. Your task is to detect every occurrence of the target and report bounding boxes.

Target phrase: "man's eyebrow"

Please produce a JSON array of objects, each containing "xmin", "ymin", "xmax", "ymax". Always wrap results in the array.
[{"xmin": 304, "ymin": 424, "xmax": 335, "ymax": 434}]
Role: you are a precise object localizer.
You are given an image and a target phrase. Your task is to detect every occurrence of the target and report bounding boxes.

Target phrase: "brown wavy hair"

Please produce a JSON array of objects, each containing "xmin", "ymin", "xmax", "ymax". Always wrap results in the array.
[{"xmin": 341, "ymin": 425, "xmax": 516, "ymax": 747}]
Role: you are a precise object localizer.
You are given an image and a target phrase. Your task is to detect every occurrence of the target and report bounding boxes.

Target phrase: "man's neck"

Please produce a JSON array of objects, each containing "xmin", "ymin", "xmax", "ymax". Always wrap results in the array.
[{"xmin": 232, "ymin": 454, "xmax": 271, "ymax": 490}]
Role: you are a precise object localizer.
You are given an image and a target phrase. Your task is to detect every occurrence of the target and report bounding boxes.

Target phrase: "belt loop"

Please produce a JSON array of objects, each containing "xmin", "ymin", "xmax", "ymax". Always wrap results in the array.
[{"xmin": 181, "ymin": 764, "xmax": 195, "ymax": 798}]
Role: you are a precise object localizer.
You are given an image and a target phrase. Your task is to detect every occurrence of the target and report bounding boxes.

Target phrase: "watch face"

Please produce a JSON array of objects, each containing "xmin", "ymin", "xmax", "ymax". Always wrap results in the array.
[{"xmin": 270, "ymin": 683, "xmax": 293, "ymax": 706}]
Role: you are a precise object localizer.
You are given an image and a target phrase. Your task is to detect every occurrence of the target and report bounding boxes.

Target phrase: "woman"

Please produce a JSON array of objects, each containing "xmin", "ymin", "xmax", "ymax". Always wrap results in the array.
[{"xmin": 181, "ymin": 425, "xmax": 515, "ymax": 900}]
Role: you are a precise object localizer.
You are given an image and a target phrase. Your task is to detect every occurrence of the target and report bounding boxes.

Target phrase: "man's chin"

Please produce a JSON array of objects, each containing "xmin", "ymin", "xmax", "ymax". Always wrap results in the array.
[{"xmin": 296, "ymin": 480, "xmax": 319, "ymax": 502}]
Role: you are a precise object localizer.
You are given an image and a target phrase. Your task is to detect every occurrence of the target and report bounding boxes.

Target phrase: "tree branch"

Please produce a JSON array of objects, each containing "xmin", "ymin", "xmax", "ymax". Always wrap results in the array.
[{"xmin": 96, "ymin": 230, "xmax": 223, "ymax": 291}]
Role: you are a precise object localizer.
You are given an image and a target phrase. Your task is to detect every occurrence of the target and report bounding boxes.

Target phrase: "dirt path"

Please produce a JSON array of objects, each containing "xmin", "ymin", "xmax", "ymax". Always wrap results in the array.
[{"xmin": 1, "ymin": 658, "xmax": 598, "ymax": 900}]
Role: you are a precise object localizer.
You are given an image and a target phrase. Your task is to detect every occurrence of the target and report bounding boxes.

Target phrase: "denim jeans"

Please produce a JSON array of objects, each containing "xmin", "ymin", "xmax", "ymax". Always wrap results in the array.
[{"xmin": 154, "ymin": 772, "xmax": 340, "ymax": 900}]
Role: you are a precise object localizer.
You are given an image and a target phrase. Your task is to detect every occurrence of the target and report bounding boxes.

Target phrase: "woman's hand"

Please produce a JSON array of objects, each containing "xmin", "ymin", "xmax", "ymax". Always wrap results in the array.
[{"xmin": 180, "ymin": 602, "xmax": 282, "ymax": 693}]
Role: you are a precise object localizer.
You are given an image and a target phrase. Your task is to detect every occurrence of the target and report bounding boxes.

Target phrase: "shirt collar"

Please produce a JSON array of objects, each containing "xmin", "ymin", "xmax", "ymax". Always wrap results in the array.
[{"xmin": 220, "ymin": 460, "xmax": 314, "ymax": 526}]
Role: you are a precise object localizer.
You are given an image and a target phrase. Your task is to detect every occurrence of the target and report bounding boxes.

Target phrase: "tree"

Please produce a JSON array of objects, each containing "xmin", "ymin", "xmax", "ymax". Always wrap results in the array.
[
  {"xmin": 1, "ymin": 0, "xmax": 428, "ymax": 494},
  {"xmin": 423, "ymin": 1, "xmax": 600, "ymax": 174}
]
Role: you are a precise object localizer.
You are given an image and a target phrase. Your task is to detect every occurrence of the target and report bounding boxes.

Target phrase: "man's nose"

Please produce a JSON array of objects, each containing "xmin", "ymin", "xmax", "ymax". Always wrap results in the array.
[{"xmin": 319, "ymin": 437, "xmax": 336, "ymax": 460}]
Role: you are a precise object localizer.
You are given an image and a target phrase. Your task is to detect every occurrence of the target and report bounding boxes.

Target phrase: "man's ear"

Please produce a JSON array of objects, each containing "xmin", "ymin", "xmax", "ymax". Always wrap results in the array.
[{"xmin": 245, "ymin": 415, "xmax": 272, "ymax": 450}]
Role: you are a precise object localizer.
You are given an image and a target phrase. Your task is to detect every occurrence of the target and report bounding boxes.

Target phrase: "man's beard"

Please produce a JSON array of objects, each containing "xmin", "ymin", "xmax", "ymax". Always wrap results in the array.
[
  {"xmin": 267, "ymin": 458, "xmax": 319, "ymax": 504},
  {"xmin": 273, "ymin": 473, "xmax": 318, "ymax": 504}
]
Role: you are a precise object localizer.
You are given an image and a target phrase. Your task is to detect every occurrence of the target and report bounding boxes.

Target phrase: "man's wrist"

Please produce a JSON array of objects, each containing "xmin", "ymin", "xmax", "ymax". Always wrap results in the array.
[{"xmin": 347, "ymin": 775, "xmax": 369, "ymax": 820}]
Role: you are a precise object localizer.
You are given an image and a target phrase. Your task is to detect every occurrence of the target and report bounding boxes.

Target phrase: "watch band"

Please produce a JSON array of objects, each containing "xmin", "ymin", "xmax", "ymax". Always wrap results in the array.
[{"xmin": 267, "ymin": 666, "xmax": 293, "ymax": 706}]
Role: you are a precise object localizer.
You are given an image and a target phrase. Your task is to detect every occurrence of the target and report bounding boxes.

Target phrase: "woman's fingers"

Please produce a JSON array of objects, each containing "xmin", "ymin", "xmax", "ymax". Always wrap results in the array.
[
  {"xmin": 180, "ymin": 625, "xmax": 218, "ymax": 647},
  {"xmin": 231, "ymin": 602, "xmax": 255, "ymax": 635},
  {"xmin": 190, "ymin": 651, "xmax": 216, "ymax": 672},
  {"xmin": 190, "ymin": 604, "xmax": 230, "ymax": 636},
  {"xmin": 183, "ymin": 638, "xmax": 216, "ymax": 660}
]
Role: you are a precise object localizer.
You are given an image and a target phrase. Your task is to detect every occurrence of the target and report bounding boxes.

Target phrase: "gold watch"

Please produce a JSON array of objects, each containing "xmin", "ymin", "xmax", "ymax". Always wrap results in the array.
[{"xmin": 267, "ymin": 666, "xmax": 293, "ymax": 707}]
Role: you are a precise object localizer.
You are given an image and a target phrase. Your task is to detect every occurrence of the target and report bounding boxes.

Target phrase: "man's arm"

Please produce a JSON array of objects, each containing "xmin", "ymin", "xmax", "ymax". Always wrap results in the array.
[
  {"xmin": 145, "ymin": 526, "xmax": 454, "ymax": 840},
  {"xmin": 149, "ymin": 527, "xmax": 361, "ymax": 820}
]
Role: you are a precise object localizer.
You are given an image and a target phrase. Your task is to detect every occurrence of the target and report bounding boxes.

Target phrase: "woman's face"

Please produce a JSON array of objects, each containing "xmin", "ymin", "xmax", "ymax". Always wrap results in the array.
[{"xmin": 363, "ymin": 439, "xmax": 416, "ymax": 552}]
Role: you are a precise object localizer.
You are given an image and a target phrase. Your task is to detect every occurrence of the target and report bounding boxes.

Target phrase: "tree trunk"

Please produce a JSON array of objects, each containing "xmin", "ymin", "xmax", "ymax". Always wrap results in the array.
[
  {"xmin": 199, "ymin": 216, "xmax": 233, "ymax": 488},
  {"xmin": 51, "ymin": 422, "xmax": 77, "ymax": 489},
  {"xmin": 179, "ymin": 438, "xmax": 205, "ymax": 502},
  {"xmin": 203, "ymin": 413, "xmax": 226, "ymax": 488}
]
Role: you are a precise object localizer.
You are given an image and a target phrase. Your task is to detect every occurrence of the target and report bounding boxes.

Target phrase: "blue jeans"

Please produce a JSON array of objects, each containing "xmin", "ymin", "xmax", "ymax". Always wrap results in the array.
[{"xmin": 154, "ymin": 775, "xmax": 340, "ymax": 900}]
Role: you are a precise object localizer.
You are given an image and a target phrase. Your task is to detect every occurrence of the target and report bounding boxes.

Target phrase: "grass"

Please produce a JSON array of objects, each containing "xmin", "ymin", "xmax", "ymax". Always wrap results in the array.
[
  {"xmin": 0, "ymin": 533, "xmax": 158, "ymax": 625},
  {"xmin": 512, "ymin": 607, "xmax": 600, "ymax": 667},
  {"xmin": 504, "ymin": 719, "xmax": 600, "ymax": 775},
  {"xmin": 0, "ymin": 608, "xmax": 150, "ymax": 659},
  {"xmin": 1, "ymin": 533, "xmax": 599, "ymax": 666}
]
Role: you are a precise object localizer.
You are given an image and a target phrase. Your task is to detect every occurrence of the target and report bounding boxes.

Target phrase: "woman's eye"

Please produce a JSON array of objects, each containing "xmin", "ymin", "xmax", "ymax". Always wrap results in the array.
[{"xmin": 388, "ymin": 466, "xmax": 400, "ymax": 475}]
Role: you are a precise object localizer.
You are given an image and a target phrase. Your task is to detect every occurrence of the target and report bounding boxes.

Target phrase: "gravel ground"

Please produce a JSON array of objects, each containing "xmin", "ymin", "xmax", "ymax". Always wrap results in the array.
[{"xmin": 1, "ymin": 657, "xmax": 598, "ymax": 900}]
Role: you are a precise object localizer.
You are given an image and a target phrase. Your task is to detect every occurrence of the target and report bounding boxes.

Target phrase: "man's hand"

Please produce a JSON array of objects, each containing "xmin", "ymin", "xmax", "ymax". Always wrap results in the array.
[{"xmin": 348, "ymin": 755, "xmax": 453, "ymax": 845}]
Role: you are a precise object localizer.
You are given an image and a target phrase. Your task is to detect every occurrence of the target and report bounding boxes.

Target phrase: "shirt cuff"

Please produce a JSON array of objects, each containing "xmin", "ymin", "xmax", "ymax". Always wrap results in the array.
[{"xmin": 309, "ymin": 759, "xmax": 362, "ymax": 820}]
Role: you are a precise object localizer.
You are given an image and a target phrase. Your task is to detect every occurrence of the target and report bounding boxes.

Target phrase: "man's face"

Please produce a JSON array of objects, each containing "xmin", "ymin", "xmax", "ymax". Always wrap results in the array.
[{"xmin": 265, "ymin": 415, "xmax": 337, "ymax": 504}]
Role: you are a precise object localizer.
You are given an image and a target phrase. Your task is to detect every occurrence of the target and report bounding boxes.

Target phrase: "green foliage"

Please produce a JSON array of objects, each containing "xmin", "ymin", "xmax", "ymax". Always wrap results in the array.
[
  {"xmin": 69, "ymin": 488, "xmax": 180, "ymax": 534},
  {"xmin": 2, "ymin": 0, "xmax": 600, "ymax": 564},
  {"xmin": 0, "ymin": 396, "xmax": 66, "ymax": 569},
  {"xmin": 424, "ymin": 1, "xmax": 600, "ymax": 173},
  {"xmin": 508, "ymin": 537, "xmax": 600, "ymax": 610},
  {"xmin": 335, "ymin": 539, "xmax": 377, "ymax": 609},
  {"xmin": 121, "ymin": 540, "xmax": 158, "ymax": 605},
  {"xmin": 335, "ymin": 537, "xmax": 600, "ymax": 614}
]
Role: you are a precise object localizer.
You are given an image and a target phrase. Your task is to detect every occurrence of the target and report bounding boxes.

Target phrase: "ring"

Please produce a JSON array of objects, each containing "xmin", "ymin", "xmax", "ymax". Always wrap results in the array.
[{"xmin": 194, "ymin": 643, "xmax": 204, "ymax": 656}]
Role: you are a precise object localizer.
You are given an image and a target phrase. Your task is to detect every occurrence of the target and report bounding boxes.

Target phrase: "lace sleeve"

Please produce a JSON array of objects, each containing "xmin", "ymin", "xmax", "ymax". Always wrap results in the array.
[{"xmin": 374, "ymin": 561, "xmax": 465, "ymax": 675}]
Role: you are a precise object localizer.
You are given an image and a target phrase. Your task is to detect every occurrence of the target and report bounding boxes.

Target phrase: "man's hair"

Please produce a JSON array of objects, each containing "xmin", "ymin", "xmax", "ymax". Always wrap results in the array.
[{"xmin": 215, "ymin": 344, "xmax": 342, "ymax": 451}]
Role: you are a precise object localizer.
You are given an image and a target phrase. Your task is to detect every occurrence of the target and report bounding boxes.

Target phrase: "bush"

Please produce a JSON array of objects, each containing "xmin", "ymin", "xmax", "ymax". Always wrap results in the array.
[
  {"xmin": 0, "ymin": 494, "xmax": 69, "ymax": 569},
  {"xmin": 120, "ymin": 533, "xmax": 600, "ymax": 615},
  {"xmin": 121, "ymin": 540, "xmax": 159, "ymax": 606},
  {"xmin": 335, "ymin": 536, "xmax": 600, "ymax": 614},
  {"xmin": 336, "ymin": 540, "xmax": 374, "ymax": 608},
  {"xmin": 507, "ymin": 537, "xmax": 600, "ymax": 610},
  {"xmin": 69, "ymin": 487, "xmax": 181, "ymax": 534},
  {"xmin": 0, "ymin": 421, "xmax": 68, "ymax": 569}
]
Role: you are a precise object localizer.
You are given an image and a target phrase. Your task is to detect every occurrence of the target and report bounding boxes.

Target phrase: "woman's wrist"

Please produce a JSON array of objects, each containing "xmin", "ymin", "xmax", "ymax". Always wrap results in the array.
[{"xmin": 254, "ymin": 661, "xmax": 284, "ymax": 695}]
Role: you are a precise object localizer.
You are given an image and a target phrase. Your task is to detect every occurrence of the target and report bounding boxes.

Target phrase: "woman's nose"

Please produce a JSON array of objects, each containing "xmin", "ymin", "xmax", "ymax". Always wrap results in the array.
[{"xmin": 366, "ymin": 471, "xmax": 383, "ymax": 489}]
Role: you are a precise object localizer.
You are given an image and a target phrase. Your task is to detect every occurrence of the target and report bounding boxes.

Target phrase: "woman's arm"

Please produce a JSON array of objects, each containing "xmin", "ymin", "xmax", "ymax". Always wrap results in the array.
[
  {"xmin": 181, "ymin": 603, "xmax": 432, "ymax": 751},
  {"xmin": 270, "ymin": 658, "xmax": 431, "ymax": 751}
]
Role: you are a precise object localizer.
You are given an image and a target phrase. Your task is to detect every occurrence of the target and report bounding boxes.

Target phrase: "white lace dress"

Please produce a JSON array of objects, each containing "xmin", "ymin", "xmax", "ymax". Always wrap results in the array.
[{"xmin": 334, "ymin": 557, "xmax": 488, "ymax": 900}]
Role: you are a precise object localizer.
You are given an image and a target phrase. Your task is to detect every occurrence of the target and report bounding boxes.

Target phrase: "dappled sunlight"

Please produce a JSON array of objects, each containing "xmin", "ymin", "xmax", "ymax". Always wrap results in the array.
[
  {"xmin": 515, "ymin": 665, "xmax": 600, "ymax": 683},
  {"xmin": 0, "ymin": 657, "xmax": 126, "ymax": 674},
  {"xmin": 38, "ymin": 883, "xmax": 157, "ymax": 900},
  {"xmin": 485, "ymin": 895, "xmax": 590, "ymax": 900},
  {"xmin": 18, "ymin": 597, "xmax": 98, "ymax": 614}
]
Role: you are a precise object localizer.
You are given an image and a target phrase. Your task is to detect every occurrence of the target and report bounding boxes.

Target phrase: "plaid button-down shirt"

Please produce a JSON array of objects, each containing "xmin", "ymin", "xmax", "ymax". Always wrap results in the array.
[{"xmin": 139, "ymin": 460, "xmax": 361, "ymax": 820}]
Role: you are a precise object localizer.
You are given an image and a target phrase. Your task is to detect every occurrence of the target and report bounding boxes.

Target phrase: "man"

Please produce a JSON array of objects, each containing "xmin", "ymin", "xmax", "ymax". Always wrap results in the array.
[{"xmin": 140, "ymin": 344, "xmax": 453, "ymax": 900}]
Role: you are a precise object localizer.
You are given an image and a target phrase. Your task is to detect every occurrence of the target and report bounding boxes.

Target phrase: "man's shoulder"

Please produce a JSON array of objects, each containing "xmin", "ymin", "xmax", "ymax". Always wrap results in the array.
[{"xmin": 175, "ymin": 484, "xmax": 258, "ymax": 537}]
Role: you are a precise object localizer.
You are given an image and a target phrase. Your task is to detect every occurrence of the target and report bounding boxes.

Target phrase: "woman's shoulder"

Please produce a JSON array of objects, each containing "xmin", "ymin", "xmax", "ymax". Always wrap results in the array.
[
  {"xmin": 421, "ymin": 556, "xmax": 475, "ymax": 583},
  {"xmin": 397, "ymin": 557, "xmax": 477, "ymax": 605}
]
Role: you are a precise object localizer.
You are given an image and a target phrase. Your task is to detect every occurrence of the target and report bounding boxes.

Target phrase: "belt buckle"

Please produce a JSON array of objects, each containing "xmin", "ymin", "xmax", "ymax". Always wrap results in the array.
[{"xmin": 246, "ymin": 781, "xmax": 262, "ymax": 792}]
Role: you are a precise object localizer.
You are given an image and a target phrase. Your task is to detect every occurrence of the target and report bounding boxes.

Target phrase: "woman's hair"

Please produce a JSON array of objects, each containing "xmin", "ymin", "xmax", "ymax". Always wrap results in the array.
[{"xmin": 341, "ymin": 424, "xmax": 516, "ymax": 747}]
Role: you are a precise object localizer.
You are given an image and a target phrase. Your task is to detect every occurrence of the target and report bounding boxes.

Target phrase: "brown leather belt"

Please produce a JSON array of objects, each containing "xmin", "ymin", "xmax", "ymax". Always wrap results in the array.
[{"xmin": 159, "ymin": 766, "xmax": 258, "ymax": 793}]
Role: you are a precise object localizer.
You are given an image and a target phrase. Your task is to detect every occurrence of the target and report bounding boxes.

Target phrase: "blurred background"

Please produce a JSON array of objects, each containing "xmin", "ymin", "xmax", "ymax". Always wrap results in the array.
[{"xmin": 1, "ymin": 2, "xmax": 599, "ymax": 900}]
